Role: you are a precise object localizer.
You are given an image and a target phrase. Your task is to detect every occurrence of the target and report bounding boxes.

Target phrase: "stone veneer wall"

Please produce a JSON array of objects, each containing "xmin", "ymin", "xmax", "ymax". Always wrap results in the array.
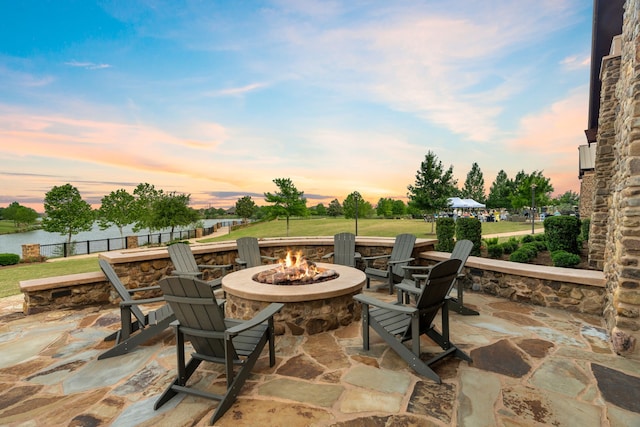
[
  {"xmin": 579, "ymin": 171, "xmax": 595, "ymax": 220},
  {"xmin": 589, "ymin": 55, "xmax": 621, "ymax": 270},
  {"xmin": 598, "ymin": 0, "xmax": 640, "ymax": 358}
]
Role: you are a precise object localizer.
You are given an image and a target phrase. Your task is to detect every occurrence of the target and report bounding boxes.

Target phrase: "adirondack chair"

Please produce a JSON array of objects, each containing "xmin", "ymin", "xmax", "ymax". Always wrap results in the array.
[
  {"xmin": 235, "ymin": 236, "xmax": 278, "ymax": 269},
  {"xmin": 98, "ymin": 259, "xmax": 176, "ymax": 360},
  {"xmin": 154, "ymin": 275, "xmax": 284, "ymax": 425},
  {"xmin": 354, "ymin": 259, "xmax": 472, "ymax": 383},
  {"xmin": 168, "ymin": 243, "xmax": 232, "ymax": 291},
  {"xmin": 322, "ymin": 232, "xmax": 361, "ymax": 267},
  {"xmin": 398, "ymin": 239, "xmax": 478, "ymax": 315},
  {"xmin": 362, "ymin": 233, "xmax": 416, "ymax": 294}
]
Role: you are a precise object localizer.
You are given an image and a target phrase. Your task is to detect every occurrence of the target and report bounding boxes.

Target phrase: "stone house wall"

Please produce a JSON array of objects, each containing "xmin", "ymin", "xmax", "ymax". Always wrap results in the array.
[
  {"xmin": 597, "ymin": 0, "xmax": 640, "ymax": 358},
  {"xmin": 579, "ymin": 171, "xmax": 595, "ymax": 219}
]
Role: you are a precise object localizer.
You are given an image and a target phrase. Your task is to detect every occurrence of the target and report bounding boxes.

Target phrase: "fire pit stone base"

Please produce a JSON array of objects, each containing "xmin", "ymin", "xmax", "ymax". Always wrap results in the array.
[{"xmin": 225, "ymin": 291, "xmax": 362, "ymax": 335}]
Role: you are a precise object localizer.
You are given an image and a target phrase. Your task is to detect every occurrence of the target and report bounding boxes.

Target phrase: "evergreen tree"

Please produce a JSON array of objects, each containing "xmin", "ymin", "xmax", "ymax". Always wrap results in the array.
[
  {"xmin": 486, "ymin": 170, "xmax": 513, "ymax": 209},
  {"xmin": 407, "ymin": 151, "xmax": 457, "ymax": 230},
  {"xmin": 461, "ymin": 162, "xmax": 486, "ymax": 203}
]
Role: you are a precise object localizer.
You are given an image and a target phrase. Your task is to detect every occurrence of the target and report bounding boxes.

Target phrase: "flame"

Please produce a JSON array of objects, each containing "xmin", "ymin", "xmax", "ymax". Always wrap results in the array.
[{"xmin": 275, "ymin": 251, "xmax": 316, "ymax": 280}]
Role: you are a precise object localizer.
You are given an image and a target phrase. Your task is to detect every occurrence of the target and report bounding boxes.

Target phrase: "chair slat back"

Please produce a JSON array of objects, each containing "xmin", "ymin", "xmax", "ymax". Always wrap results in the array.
[
  {"xmin": 413, "ymin": 259, "xmax": 462, "ymax": 315},
  {"xmin": 451, "ymin": 239, "xmax": 473, "ymax": 273},
  {"xmin": 159, "ymin": 276, "xmax": 233, "ymax": 359},
  {"xmin": 99, "ymin": 259, "xmax": 147, "ymax": 326},
  {"xmin": 236, "ymin": 237, "xmax": 263, "ymax": 268},
  {"xmin": 333, "ymin": 232, "xmax": 357, "ymax": 267},
  {"xmin": 168, "ymin": 243, "xmax": 199, "ymax": 273},
  {"xmin": 389, "ymin": 233, "xmax": 417, "ymax": 277}
]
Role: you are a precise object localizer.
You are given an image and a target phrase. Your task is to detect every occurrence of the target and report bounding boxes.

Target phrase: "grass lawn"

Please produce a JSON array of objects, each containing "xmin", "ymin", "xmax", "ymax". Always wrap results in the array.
[{"xmin": 0, "ymin": 218, "xmax": 538, "ymax": 298}]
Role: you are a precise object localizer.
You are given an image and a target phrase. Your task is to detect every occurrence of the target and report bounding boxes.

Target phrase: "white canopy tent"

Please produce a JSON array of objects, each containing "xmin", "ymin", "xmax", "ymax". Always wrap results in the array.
[{"xmin": 447, "ymin": 197, "xmax": 486, "ymax": 209}]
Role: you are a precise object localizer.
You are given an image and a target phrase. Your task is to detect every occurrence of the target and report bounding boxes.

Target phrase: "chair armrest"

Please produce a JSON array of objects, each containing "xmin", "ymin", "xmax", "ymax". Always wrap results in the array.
[
  {"xmin": 127, "ymin": 285, "xmax": 161, "ymax": 294},
  {"xmin": 362, "ymin": 254, "xmax": 391, "ymax": 261},
  {"xmin": 197, "ymin": 264, "xmax": 233, "ymax": 270},
  {"xmin": 354, "ymin": 252, "xmax": 362, "ymax": 260},
  {"xmin": 395, "ymin": 282, "xmax": 422, "ymax": 295},
  {"xmin": 261, "ymin": 255, "xmax": 279, "ymax": 262},
  {"xmin": 388, "ymin": 257, "xmax": 415, "ymax": 266},
  {"xmin": 400, "ymin": 265, "xmax": 433, "ymax": 272},
  {"xmin": 322, "ymin": 252, "xmax": 334, "ymax": 259},
  {"xmin": 353, "ymin": 294, "xmax": 416, "ymax": 314},
  {"xmin": 171, "ymin": 270, "xmax": 202, "ymax": 277},
  {"xmin": 225, "ymin": 303, "xmax": 285, "ymax": 336},
  {"xmin": 120, "ymin": 296, "xmax": 165, "ymax": 306},
  {"xmin": 235, "ymin": 258, "xmax": 247, "ymax": 267}
]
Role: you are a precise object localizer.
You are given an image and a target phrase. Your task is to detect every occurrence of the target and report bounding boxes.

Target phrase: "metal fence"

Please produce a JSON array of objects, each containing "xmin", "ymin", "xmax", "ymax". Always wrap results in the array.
[{"xmin": 38, "ymin": 221, "xmax": 237, "ymax": 258}]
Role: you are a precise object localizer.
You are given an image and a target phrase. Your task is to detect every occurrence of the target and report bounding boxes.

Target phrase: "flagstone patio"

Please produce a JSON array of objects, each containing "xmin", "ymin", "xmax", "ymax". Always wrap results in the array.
[{"xmin": 0, "ymin": 282, "xmax": 639, "ymax": 426}]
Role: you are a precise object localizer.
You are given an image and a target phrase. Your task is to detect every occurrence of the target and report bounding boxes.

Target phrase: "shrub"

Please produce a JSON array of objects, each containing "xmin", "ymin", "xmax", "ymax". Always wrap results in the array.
[
  {"xmin": 500, "ymin": 241, "xmax": 517, "ymax": 254},
  {"xmin": 456, "ymin": 217, "xmax": 482, "ymax": 256},
  {"xmin": 544, "ymin": 215, "xmax": 581, "ymax": 254},
  {"xmin": 551, "ymin": 250, "xmax": 581, "ymax": 267},
  {"xmin": 519, "ymin": 242, "xmax": 539, "ymax": 258},
  {"xmin": 509, "ymin": 249, "xmax": 533, "ymax": 263},
  {"xmin": 0, "ymin": 253, "xmax": 20, "ymax": 266},
  {"xmin": 435, "ymin": 217, "xmax": 455, "ymax": 252},
  {"xmin": 521, "ymin": 234, "xmax": 535, "ymax": 243},
  {"xmin": 581, "ymin": 218, "xmax": 591, "ymax": 241},
  {"xmin": 534, "ymin": 233, "xmax": 547, "ymax": 242},
  {"xmin": 487, "ymin": 244, "xmax": 504, "ymax": 259},
  {"xmin": 483, "ymin": 237, "xmax": 499, "ymax": 247},
  {"xmin": 534, "ymin": 240, "xmax": 547, "ymax": 251}
]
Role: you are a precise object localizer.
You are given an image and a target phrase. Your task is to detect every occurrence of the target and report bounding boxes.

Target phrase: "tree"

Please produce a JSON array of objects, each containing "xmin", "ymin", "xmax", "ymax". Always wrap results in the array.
[
  {"xmin": 554, "ymin": 190, "xmax": 580, "ymax": 206},
  {"xmin": 3, "ymin": 202, "xmax": 38, "ymax": 229},
  {"xmin": 264, "ymin": 178, "xmax": 307, "ymax": 236},
  {"xmin": 376, "ymin": 198, "xmax": 394, "ymax": 217},
  {"xmin": 150, "ymin": 192, "xmax": 199, "ymax": 241},
  {"xmin": 392, "ymin": 199, "xmax": 407, "ymax": 216},
  {"xmin": 132, "ymin": 183, "xmax": 163, "ymax": 232},
  {"xmin": 510, "ymin": 171, "xmax": 553, "ymax": 212},
  {"xmin": 42, "ymin": 184, "xmax": 94, "ymax": 256},
  {"xmin": 407, "ymin": 151, "xmax": 458, "ymax": 231},
  {"xmin": 311, "ymin": 203, "xmax": 327, "ymax": 216},
  {"xmin": 343, "ymin": 192, "xmax": 373, "ymax": 219},
  {"xmin": 235, "ymin": 196, "xmax": 257, "ymax": 222},
  {"xmin": 97, "ymin": 189, "xmax": 136, "ymax": 244},
  {"xmin": 486, "ymin": 170, "xmax": 513, "ymax": 209},
  {"xmin": 461, "ymin": 162, "xmax": 486, "ymax": 203},
  {"xmin": 327, "ymin": 199, "xmax": 343, "ymax": 217}
]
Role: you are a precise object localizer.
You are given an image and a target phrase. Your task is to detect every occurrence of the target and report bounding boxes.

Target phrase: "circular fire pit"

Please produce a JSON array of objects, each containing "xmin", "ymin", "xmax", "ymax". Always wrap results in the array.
[{"xmin": 222, "ymin": 263, "xmax": 365, "ymax": 335}]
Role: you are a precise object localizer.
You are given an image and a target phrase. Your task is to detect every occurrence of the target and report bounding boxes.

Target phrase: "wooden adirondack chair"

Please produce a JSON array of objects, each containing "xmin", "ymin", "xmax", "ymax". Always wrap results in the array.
[
  {"xmin": 322, "ymin": 232, "xmax": 361, "ymax": 267},
  {"xmin": 167, "ymin": 243, "xmax": 231, "ymax": 291},
  {"xmin": 362, "ymin": 233, "xmax": 416, "ymax": 294},
  {"xmin": 354, "ymin": 259, "xmax": 472, "ymax": 383},
  {"xmin": 235, "ymin": 236, "xmax": 278, "ymax": 269},
  {"xmin": 154, "ymin": 275, "xmax": 283, "ymax": 425},
  {"xmin": 398, "ymin": 239, "xmax": 478, "ymax": 315},
  {"xmin": 98, "ymin": 259, "xmax": 176, "ymax": 360}
]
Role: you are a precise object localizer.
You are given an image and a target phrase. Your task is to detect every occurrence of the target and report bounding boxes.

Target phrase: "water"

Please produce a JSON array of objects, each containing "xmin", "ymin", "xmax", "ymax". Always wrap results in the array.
[{"xmin": 0, "ymin": 219, "xmax": 234, "ymax": 256}]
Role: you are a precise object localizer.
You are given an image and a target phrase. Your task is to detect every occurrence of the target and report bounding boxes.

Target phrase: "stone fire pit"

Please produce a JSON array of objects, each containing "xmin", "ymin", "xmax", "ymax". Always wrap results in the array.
[{"xmin": 222, "ymin": 262, "xmax": 366, "ymax": 335}]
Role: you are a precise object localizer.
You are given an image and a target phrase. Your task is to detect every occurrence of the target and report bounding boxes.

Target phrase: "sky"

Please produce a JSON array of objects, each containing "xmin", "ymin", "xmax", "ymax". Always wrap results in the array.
[{"xmin": 0, "ymin": 0, "xmax": 594, "ymax": 212}]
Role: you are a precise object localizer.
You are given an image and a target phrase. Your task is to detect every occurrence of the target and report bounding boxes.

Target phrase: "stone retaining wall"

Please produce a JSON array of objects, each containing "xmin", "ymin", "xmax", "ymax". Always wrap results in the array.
[
  {"xmin": 420, "ymin": 252, "xmax": 606, "ymax": 315},
  {"xmin": 19, "ymin": 237, "xmax": 435, "ymax": 314}
]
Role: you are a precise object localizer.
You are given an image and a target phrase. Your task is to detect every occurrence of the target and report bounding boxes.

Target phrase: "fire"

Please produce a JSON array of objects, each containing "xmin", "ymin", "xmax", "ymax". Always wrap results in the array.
[
  {"xmin": 277, "ymin": 251, "xmax": 318, "ymax": 279},
  {"xmin": 253, "ymin": 251, "xmax": 340, "ymax": 285}
]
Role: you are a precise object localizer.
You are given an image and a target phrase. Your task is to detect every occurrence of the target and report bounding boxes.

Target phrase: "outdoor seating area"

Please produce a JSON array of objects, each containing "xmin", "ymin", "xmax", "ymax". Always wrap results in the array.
[{"xmin": 1, "ymin": 276, "xmax": 639, "ymax": 426}]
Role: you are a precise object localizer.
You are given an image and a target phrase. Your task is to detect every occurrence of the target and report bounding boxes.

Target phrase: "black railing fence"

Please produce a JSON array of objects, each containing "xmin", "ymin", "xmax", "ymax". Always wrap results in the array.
[{"xmin": 38, "ymin": 221, "xmax": 238, "ymax": 258}]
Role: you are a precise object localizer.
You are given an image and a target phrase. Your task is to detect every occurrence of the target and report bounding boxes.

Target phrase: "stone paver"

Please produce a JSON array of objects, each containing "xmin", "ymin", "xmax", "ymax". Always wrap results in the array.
[{"xmin": 0, "ymin": 287, "xmax": 639, "ymax": 426}]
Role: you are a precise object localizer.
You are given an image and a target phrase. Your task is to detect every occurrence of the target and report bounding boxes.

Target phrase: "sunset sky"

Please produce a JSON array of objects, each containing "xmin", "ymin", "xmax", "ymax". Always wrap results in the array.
[{"xmin": 0, "ymin": 1, "xmax": 593, "ymax": 212}]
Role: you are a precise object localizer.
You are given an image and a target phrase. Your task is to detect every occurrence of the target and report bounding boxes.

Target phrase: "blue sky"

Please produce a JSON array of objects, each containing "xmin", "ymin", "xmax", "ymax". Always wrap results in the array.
[{"xmin": 0, "ymin": 0, "xmax": 593, "ymax": 211}]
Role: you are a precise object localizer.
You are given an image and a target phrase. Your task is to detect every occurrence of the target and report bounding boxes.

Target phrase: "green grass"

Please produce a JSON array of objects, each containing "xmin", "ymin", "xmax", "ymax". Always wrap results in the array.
[
  {"xmin": 0, "ymin": 218, "xmax": 537, "ymax": 298},
  {"xmin": 0, "ymin": 258, "xmax": 100, "ymax": 299},
  {"xmin": 201, "ymin": 217, "xmax": 536, "ymax": 242},
  {"xmin": 0, "ymin": 219, "xmax": 41, "ymax": 234}
]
